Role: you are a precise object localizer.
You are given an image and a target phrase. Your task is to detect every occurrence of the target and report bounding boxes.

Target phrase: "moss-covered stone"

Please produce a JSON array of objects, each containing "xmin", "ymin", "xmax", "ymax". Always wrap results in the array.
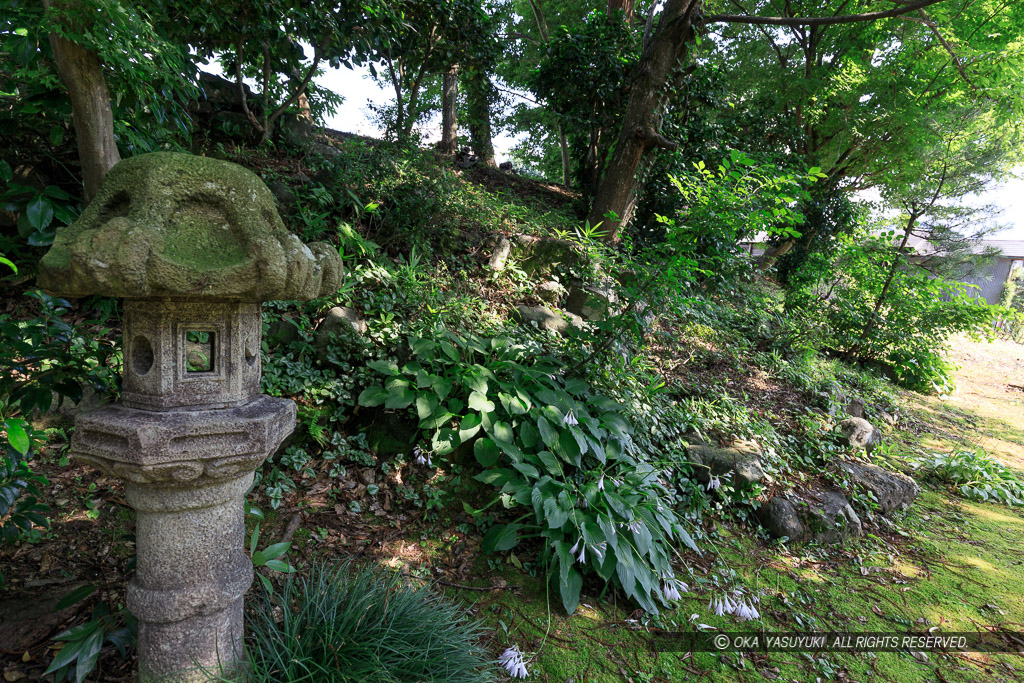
[{"xmin": 38, "ymin": 152, "xmax": 341, "ymax": 302}]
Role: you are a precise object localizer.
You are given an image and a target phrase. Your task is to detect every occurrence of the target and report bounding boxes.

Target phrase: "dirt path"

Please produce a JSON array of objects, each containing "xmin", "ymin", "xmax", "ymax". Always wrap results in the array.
[{"xmin": 906, "ymin": 335, "xmax": 1024, "ymax": 468}]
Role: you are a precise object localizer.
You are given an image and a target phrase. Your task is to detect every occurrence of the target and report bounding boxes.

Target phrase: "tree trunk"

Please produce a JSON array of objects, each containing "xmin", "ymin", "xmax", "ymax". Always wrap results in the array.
[
  {"xmin": 587, "ymin": 0, "xmax": 699, "ymax": 242},
  {"xmin": 608, "ymin": 0, "xmax": 635, "ymax": 22},
  {"xmin": 466, "ymin": 69, "xmax": 495, "ymax": 167},
  {"xmin": 756, "ymin": 238, "xmax": 796, "ymax": 270},
  {"xmin": 43, "ymin": 0, "xmax": 120, "ymax": 201},
  {"xmin": 852, "ymin": 214, "xmax": 918, "ymax": 357},
  {"xmin": 439, "ymin": 65, "xmax": 459, "ymax": 155},
  {"xmin": 557, "ymin": 122, "xmax": 570, "ymax": 185}
]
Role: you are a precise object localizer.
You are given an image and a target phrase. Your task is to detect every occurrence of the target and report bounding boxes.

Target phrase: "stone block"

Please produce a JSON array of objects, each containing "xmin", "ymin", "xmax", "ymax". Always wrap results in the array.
[{"xmin": 838, "ymin": 459, "xmax": 920, "ymax": 515}]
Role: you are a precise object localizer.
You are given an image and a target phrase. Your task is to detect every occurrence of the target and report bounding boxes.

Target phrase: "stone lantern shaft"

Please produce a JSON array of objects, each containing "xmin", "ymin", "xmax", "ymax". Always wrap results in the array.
[{"xmin": 37, "ymin": 152, "xmax": 341, "ymax": 682}]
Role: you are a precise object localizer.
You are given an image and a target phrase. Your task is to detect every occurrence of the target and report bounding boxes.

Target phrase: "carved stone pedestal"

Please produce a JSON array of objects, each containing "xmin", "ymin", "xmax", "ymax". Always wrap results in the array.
[{"xmin": 73, "ymin": 398, "xmax": 293, "ymax": 681}]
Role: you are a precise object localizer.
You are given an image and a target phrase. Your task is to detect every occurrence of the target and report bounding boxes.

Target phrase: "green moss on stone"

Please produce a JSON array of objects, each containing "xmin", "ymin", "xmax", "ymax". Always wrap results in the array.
[{"xmin": 37, "ymin": 152, "xmax": 341, "ymax": 302}]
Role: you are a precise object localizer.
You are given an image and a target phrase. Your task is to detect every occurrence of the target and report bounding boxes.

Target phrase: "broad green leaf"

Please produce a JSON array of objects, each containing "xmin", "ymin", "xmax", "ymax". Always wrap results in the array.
[
  {"xmin": 260, "ymin": 542, "xmax": 291, "ymax": 561},
  {"xmin": 5, "ymin": 420, "xmax": 29, "ymax": 455},
  {"xmin": 518, "ymin": 421, "xmax": 540, "ymax": 449},
  {"xmin": 492, "ymin": 420, "xmax": 514, "ymax": 444},
  {"xmin": 560, "ymin": 567, "xmax": 583, "ymax": 615},
  {"xmin": 473, "ymin": 438, "xmax": 501, "ymax": 467},
  {"xmin": 25, "ymin": 195, "xmax": 53, "ymax": 231},
  {"xmin": 536, "ymin": 450, "xmax": 561, "ymax": 476},
  {"xmin": 474, "ymin": 468, "xmax": 516, "ymax": 486},
  {"xmin": 481, "ymin": 523, "xmax": 521, "ymax": 553},
  {"xmin": 432, "ymin": 428, "xmax": 460, "ymax": 455},
  {"xmin": 557, "ymin": 430, "xmax": 582, "ymax": 466},
  {"xmin": 357, "ymin": 386, "xmax": 387, "ymax": 407},
  {"xmin": 415, "ymin": 393, "xmax": 438, "ymax": 420},
  {"xmin": 420, "ymin": 407, "xmax": 455, "ymax": 430},
  {"xmin": 367, "ymin": 359, "xmax": 400, "ymax": 376},
  {"xmin": 537, "ymin": 415, "xmax": 559, "ymax": 448},
  {"xmin": 440, "ymin": 340, "xmax": 459, "ymax": 361},
  {"xmin": 264, "ymin": 559, "xmax": 295, "ymax": 573},
  {"xmin": 55, "ymin": 584, "xmax": 97, "ymax": 611},
  {"xmin": 385, "ymin": 384, "xmax": 415, "ymax": 409},
  {"xmin": 468, "ymin": 391, "xmax": 495, "ymax": 412},
  {"xmin": 458, "ymin": 412, "xmax": 482, "ymax": 441}
]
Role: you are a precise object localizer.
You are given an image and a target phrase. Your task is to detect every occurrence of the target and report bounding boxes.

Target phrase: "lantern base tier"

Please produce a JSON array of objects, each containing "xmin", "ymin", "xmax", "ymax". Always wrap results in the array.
[{"xmin": 70, "ymin": 395, "xmax": 295, "ymax": 485}]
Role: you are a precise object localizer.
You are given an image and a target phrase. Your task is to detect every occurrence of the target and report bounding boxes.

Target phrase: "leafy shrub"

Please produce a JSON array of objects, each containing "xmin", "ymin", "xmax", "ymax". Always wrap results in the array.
[
  {"xmin": 786, "ymin": 229, "xmax": 998, "ymax": 393},
  {"xmin": 359, "ymin": 328, "xmax": 697, "ymax": 615},
  {"xmin": 245, "ymin": 562, "xmax": 493, "ymax": 682},
  {"xmin": 43, "ymin": 593, "xmax": 136, "ymax": 683},
  {"xmin": 646, "ymin": 152, "xmax": 822, "ymax": 292},
  {"xmin": 917, "ymin": 449, "xmax": 1024, "ymax": 506},
  {"xmin": 0, "ymin": 419, "xmax": 48, "ymax": 545},
  {"xmin": 0, "ymin": 290, "xmax": 119, "ymax": 544}
]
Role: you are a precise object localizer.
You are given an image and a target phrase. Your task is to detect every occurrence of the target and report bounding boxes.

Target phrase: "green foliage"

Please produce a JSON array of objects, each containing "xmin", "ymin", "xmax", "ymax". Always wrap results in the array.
[
  {"xmin": 0, "ymin": 179, "xmax": 79, "ymax": 250},
  {"xmin": 917, "ymin": 449, "xmax": 1024, "ymax": 506},
  {"xmin": 365, "ymin": 0, "xmax": 493, "ymax": 140},
  {"xmin": 359, "ymin": 329, "xmax": 697, "ymax": 615},
  {"xmin": 4, "ymin": 0, "xmax": 197, "ymax": 147},
  {"xmin": 0, "ymin": 290, "xmax": 119, "ymax": 544},
  {"xmin": 44, "ymin": 588, "xmax": 136, "ymax": 683},
  {"xmin": 0, "ymin": 417, "xmax": 49, "ymax": 544},
  {"xmin": 245, "ymin": 504, "xmax": 298, "ymax": 590},
  {"xmin": 787, "ymin": 229, "xmax": 999, "ymax": 393},
  {"xmin": 641, "ymin": 151, "xmax": 822, "ymax": 295},
  {"xmin": 532, "ymin": 10, "xmax": 639, "ymax": 201},
  {"xmin": 245, "ymin": 561, "xmax": 493, "ymax": 682}
]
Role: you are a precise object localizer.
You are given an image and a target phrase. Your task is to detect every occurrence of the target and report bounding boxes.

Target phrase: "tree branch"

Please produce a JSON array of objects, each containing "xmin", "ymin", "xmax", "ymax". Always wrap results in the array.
[
  {"xmin": 637, "ymin": 125, "xmax": 679, "ymax": 151},
  {"xmin": 705, "ymin": 0, "xmax": 949, "ymax": 27},
  {"xmin": 235, "ymin": 40, "xmax": 264, "ymax": 133},
  {"xmin": 900, "ymin": 11, "xmax": 979, "ymax": 90},
  {"xmin": 268, "ymin": 44, "xmax": 324, "ymax": 124}
]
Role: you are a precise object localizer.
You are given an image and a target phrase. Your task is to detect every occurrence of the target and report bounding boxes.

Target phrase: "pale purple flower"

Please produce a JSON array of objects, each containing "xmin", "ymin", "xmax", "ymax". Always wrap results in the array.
[
  {"xmin": 597, "ymin": 475, "xmax": 605, "ymax": 491},
  {"xmin": 569, "ymin": 538, "xmax": 580, "ymax": 555},
  {"xmin": 623, "ymin": 520, "xmax": 642, "ymax": 534},
  {"xmin": 706, "ymin": 475, "xmax": 721, "ymax": 491},
  {"xmin": 576, "ymin": 544, "xmax": 586, "ymax": 564},
  {"xmin": 708, "ymin": 591, "xmax": 759, "ymax": 620},
  {"xmin": 413, "ymin": 446, "xmax": 431, "ymax": 467},
  {"xmin": 591, "ymin": 541, "xmax": 607, "ymax": 562},
  {"xmin": 499, "ymin": 646, "xmax": 529, "ymax": 679},
  {"xmin": 562, "ymin": 410, "xmax": 579, "ymax": 426},
  {"xmin": 663, "ymin": 582, "xmax": 682, "ymax": 602}
]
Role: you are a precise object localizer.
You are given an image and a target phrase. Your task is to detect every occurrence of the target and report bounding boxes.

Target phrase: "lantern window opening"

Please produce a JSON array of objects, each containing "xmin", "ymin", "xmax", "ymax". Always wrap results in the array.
[{"xmin": 184, "ymin": 328, "xmax": 216, "ymax": 374}]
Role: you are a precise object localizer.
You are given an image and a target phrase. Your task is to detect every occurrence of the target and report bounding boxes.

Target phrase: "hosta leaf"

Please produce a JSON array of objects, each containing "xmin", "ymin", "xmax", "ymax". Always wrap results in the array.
[
  {"xmin": 481, "ymin": 523, "xmax": 521, "ymax": 553},
  {"xmin": 473, "ymin": 438, "xmax": 501, "ymax": 467}
]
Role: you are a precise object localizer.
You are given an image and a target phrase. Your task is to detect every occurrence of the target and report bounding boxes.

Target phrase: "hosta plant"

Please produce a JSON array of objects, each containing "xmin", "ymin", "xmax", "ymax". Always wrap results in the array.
[{"xmin": 359, "ymin": 328, "xmax": 697, "ymax": 615}]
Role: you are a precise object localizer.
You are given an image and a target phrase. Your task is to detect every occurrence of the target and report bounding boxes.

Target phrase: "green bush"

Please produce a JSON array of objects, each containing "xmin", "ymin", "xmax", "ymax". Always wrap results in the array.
[
  {"xmin": 786, "ymin": 229, "xmax": 998, "ymax": 393},
  {"xmin": 917, "ymin": 449, "xmax": 1024, "ymax": 506},
  {"xmin": 358, "ymin": 328, "xmax": 697, "ymax": 615},
  {"xmin": 0, "ymin": 290, "xmax": 119, "ymax": 545},
  {"xmin": 244, "ymin": 562, "xmax": 493, "ymax": 682}
]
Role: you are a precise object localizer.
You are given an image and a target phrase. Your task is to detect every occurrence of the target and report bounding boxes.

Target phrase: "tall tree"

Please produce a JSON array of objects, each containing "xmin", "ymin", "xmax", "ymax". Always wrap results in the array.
[
  {"xmin": 587, "ymin": 0, "xmax": 989, "ymax": 242},
  {"xmin": 709, "ymin": 0, "xmax": 1024, "ymax": 272},
  {"xmin": 367, "ymin": 0, "xmax": 489, "ymax": 141},
  {"xmin": 439, "ymin": 65, "xmax": 459, "ymax": 154},
  {"xmin": 14, "ymin": 0, "xmax": 195, "ymax": 198},
  {"xmin": 41, "ymin": 0, "xmax": 119, "ymax": 200},
  {"xmin": 151, "ymin": 0, "xmax": 389, "ymax": 145}
]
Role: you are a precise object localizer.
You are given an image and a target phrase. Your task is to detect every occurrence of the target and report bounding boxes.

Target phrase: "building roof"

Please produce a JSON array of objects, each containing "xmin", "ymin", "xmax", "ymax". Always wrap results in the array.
[
  {"xmin": 981, "ymin": 240, "xmax": 1024, "ymax": 258},
  {"xmin": 905, "ymin": 236, "xmax": 1024, "ymax": 258}
]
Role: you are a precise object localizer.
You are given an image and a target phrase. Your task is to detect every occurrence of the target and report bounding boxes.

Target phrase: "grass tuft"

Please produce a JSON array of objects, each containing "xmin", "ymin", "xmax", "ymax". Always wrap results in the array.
[{"xmin": 244, "ymin": 562, "xmax": 494, "ymax": 682}]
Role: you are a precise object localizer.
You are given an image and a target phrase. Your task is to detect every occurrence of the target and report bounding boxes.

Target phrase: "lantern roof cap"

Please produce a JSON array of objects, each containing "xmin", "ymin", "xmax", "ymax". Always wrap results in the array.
[{"xmin": 38, "ymin": 152, "xmax": 341, "ymax": 302}]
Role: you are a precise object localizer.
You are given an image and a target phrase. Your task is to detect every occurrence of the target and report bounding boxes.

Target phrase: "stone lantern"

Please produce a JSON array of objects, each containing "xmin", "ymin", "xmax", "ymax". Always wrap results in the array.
[{"xmin": 37, "ymin": 152, "xmax": 341, "ymax": 682}]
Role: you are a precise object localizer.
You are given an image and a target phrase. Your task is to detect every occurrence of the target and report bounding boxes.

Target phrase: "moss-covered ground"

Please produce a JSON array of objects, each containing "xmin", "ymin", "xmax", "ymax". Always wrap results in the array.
[{"xmin": 426, "ymin": 336, "xmax": 1024, "ymax": 682}]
